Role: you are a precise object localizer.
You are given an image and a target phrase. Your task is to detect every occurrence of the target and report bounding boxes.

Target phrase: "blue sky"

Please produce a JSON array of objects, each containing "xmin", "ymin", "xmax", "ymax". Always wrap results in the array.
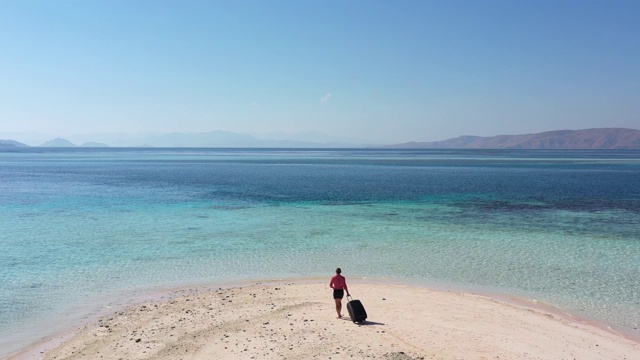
[{"xmin": 1, "ymin": 1, "xmax": 638, "ymax": 144}]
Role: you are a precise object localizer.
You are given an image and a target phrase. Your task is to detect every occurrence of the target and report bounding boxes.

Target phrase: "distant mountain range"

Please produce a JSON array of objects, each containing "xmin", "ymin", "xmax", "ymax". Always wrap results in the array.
[
  {"xmin": 390, "ymin": 128, "xmax": 640, "ymax": 149},
  {"xmin": 1, "ymin": 131, "xmax": 361, "ymax": 148},
  {"xmin": 2, "ymin": 128, "xmax": 640, "ymax": 149},
  {"xmin": 137, "ymin": 131, "xmax": 356, "ymax": 148},
  {"xmin": 38, "ymin": 138, "xmax": 110, "ymax": 147}
]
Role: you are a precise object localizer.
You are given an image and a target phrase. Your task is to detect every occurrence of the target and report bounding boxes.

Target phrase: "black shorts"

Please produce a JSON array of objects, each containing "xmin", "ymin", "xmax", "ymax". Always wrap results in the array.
[{"xmin": 333, "ymin": 289, "xmax": 344, "ymax": 299}]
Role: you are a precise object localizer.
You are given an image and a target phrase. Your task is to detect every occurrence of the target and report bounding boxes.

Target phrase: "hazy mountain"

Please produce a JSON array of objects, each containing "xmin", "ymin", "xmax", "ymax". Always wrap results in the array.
[
  {"xmin": 254, "ymin": 130, "xmax": 358, "ymax": 145},
  {"xmin": 66, "ymin": 132, "xmax": 159, "ymax": 147},
  {"xmin": 0, "ymin": 132, "xmax": 57, "ymax": 146},
  {"xmin": 40, "ymin": 138, "xmax": 76, "ymax": 147},
  {"xmin": 56, "ymin": 130, "xmax": 361, "ymax": 147},
  {"xmin": 390, "ymin": 128, "xmax": 640, "ymax": 149},
  {"xmin": 80, "ymin": 142, "xmax": 109, "ymax": 147},
  {"xmin": 0, "ymin": 139, "xmax": 29, "ymax": 147},
  {"xmin": 128, "ymin": 130, "xmax": 360, "ymax": 148},
  {"xmin": 146, "ymin": 131, "xmax": 262, "ymax": 147}
]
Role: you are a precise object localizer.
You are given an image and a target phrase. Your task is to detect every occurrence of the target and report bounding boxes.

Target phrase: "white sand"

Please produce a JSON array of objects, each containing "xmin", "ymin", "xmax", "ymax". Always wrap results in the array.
[{"xmin": 10, "ymin": 279, "xmax": 640, "ymax": 360}]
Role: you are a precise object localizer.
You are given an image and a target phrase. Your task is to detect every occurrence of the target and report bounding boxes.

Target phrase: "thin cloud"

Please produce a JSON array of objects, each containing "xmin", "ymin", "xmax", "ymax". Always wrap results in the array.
[{"xmin": 320, "ymin": 93, "xmax": 332, "ymax": 103}]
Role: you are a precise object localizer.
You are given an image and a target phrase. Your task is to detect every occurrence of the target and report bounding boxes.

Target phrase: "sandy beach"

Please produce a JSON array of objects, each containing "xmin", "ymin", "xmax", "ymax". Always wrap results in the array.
[{"xmin": 9, "ymin": 279, "xmax": 640, "ymax": 360}]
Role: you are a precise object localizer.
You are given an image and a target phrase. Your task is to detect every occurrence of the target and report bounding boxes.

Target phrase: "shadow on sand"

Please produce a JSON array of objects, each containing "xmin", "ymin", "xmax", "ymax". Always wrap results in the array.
[
  {"xmin": 341, "ymin": 318, "xmax": 384, "ymax": 326},
  {"xmin": 356, "ymin": 320, "xmax": 384, "ymax": 326}
]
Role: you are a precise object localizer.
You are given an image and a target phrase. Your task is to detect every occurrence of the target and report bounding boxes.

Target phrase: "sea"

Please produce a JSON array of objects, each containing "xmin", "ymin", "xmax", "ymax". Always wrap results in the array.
[{"xmin": 1, "ymin": 147, "xmax": 639, "ymax": 356}]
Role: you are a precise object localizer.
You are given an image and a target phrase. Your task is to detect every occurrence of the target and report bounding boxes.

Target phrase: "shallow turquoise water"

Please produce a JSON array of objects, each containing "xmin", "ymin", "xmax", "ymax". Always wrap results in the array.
[{"xmin": 1, "ymin": 148, "xmax": 639, "ymax": 354}]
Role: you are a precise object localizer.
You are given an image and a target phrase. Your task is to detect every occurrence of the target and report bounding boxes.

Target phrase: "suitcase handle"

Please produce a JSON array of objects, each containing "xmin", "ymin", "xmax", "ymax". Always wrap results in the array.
[{"xmin": 346, "ymin": 295, "xmax": 353, "ymax": 302}]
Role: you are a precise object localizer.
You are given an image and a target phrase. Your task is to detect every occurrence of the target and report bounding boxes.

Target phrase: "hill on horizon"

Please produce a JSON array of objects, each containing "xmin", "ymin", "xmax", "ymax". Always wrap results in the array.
[
  {"xmin": 0, "ymin": 139, "xmax": 28, "ymax": 147},
  {"xmin": 80, "ymin": 142, "xmax": 109, "ymax": 147},
  {"xmin": 40, "ymin": 138, "xmax": 76, "ymax": 147},
  {"xmin": 390, "ymin": 128, "xmax": 640, "ymax": 149}
]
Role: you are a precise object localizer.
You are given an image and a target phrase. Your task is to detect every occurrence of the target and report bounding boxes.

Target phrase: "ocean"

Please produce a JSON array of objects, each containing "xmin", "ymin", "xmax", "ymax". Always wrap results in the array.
[{"xmin": 1, "ymin": 148, "xmax": 639, "ymax": 355}]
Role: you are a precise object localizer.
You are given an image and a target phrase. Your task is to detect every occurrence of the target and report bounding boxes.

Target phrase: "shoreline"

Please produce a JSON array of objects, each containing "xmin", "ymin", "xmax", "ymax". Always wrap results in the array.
[{"xmin": 7, "ymin": 277, "xmax": 640, "ymax": 360}]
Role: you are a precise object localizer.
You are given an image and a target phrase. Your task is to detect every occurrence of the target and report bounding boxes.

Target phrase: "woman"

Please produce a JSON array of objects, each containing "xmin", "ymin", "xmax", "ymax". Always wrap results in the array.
[{"xmin": 329, "ymin": 267, "xmax": 350, "ymax": 319}]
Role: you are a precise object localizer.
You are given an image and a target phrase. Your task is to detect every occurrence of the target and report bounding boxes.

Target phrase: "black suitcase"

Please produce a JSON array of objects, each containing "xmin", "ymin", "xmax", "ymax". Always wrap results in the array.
[{"xmin": 346, "ymin": 295, "xmax": 367, "ymax": 323}]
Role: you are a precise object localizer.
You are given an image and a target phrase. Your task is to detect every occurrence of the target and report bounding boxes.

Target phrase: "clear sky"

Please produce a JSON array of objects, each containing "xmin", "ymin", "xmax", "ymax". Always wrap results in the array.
[{"xmin": 1, "ymin": 1, "xmax": 638, "ymax": 144}]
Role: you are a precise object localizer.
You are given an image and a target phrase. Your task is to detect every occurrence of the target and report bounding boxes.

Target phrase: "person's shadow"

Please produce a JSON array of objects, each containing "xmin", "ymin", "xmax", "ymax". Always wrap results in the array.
[
  {"xmin": 340, "ymin": 317, "xmax": 384, "ymax": 326},
  {"xmin": 355, "ymin": 320, "xmax": 384, "ymax": 326}
]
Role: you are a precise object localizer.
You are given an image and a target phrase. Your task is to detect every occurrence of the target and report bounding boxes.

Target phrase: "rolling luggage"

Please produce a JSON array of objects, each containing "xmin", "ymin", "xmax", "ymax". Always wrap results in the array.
[{"xmin": 346, "ymin": 295, "xmax": 367, "ymax": 323}]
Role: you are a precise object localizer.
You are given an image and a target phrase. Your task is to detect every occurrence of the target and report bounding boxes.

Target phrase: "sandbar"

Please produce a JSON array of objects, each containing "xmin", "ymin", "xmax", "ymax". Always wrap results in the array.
[{"xmin": 9, "ymin": 279, "xmax": 640, "ymax": 360}]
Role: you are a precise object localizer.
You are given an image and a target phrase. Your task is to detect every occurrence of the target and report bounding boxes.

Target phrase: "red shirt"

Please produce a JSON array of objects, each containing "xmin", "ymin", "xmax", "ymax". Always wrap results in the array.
[{"xmin": 329, "ymin": 274, "xmax": 348, "ymax": 291}]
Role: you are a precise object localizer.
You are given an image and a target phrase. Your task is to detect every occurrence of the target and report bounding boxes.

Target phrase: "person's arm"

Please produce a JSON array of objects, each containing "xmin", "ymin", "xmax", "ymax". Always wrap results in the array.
[
  {"xmin": 344, "ymin": 279, "xmax": 350, "ymax": 296},
  {"xmin": 329, "ymin": 276, "xmax": 335, "ymax": 289}
]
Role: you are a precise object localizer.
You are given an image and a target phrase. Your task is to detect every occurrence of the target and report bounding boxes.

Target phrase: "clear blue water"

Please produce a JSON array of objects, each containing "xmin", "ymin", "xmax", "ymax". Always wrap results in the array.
[{"xmin": 1, "ymin": 148, "xmax": 639, "ymax": 354}]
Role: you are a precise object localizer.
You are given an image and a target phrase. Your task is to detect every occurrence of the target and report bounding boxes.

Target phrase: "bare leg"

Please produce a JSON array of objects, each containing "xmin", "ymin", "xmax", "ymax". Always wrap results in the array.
[{"xmin": 334, "ymin": 298, "xmax": 342, "ymax": 319}]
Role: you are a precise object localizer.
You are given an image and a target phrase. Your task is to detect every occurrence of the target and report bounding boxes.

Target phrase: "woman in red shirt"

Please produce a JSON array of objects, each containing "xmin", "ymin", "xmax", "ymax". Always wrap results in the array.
[{"xmin": 329, "ymin": 267, "xmax": 350, "ymax": 319}]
